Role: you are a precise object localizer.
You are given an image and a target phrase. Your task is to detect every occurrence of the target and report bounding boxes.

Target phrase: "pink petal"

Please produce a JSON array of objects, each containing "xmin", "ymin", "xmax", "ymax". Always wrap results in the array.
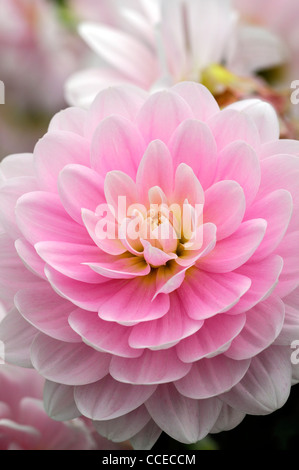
[
  {"xmin": 175, "ymin": 356, "xmax": 250, "ymax": 399},
  {"xmin": 136, "ymin": 90, "xmax": 193, "ymax": 145},
  {"xmin": 31, "ymin": 333, "xmax": 111, "ymax": 386},
  {"xmin": 260, "ymin": 140, "xmax": 299, "ymax": 160},
  {"xmin": 0, "ymin": 308, "xmax": 38, "ymax": 368},
  {"xmin": 43, "ymin": 381, "xmax": 80, "ymax": 421},
  {"xmin": 129, "ymin": 292, "xmax": 203, "ymax": 350},
  {"xmin": 0, "ymin": 176, "xmax": 38, "ymax": 239},
  {"xmin": 245, "ymin": 190, "xmax": 293, "ymax": 261},
  {"xmin": 15, "ymin": 284, "xmax": 81, "ymax": 344},
  {"xmin": 225, "ymin": 296, "xmax": 285, "ymax": 360},
  {"xmin": 259, "ymin": 155, "xmax": 299, "ymax": 233},
  {"xmin": 169, "ymin": 119, "xmax": 218, "ymax": 190},
  {"xmin": 207, "ymin": 109, "xmax": 260, "ymax": 152},
  {"xmin": 199, "ymin": 219, "xmax": 267, "ymax": 273},
  {"xmin": 276, "ymin": 288, "xmax": 299, "ymax": 345},
  {"xmin": 226, "ymin": 99, "xmax": 280, "ymax": 143},
  {"xmin": 58, "ymin": 164, "xmax": 105, "ymax": 225},
  {"xmin": 90, "ymin": 115, "xmax": 146, "ymax": 180},
  {"xmin": 176, "ymin": 223, "xmax": 217, "ymax": 268},
  {"xmin": 229, "ymin": 255, "xmax": 283, "ymax": 315},
  {"xmin": 141, "ymin": 240, "xmax": 177, "ymax": 267},
  {"xmin": 211, "ymin": 404, "xmax": 245, "ymax": 433},
  {"xmin": 204, "ymin": 181, "xmax": 246, "ymax": 240},
  {"xmin": 221, "ymin": 346, "xmax": 292, "ymax": 415},
  {"xmin": 171, "ymin": 82, "xmax": 219, "ymax": 121},
  {"xmin": 74, "ymin": 375, "xmax": 156, "ymax": 420},
  {"xmin": 15, "ymin": 239, "xmax": 46, "ymax": 279},
  {"xmin": 93, "ymin": 406, "xmax": 151, "ymax": 442},
  {"xmin": 214, "ymin": 141, "xmax": 261, "ymax": 206},
  {"xmin": 88, "ymin": 255, "xmax": 150, "ymax": 279},
  {"xmin": 0, "ymin": 153, "xmax": 35, "ymax": 179},
  {"xmin": 145, "ymin": 384, "xmax": 222, "ymax": 444},
  {"xmin": 178, "ymin": 269, "xmax": 251, "ymax": 320},
  {"xmin": 69, "ymin": 309, "xmax": 143, "ymax": 358},
  {"xmin": 136, "ymin": 140, "xmax": 174, "ymax": 203},
  {"xmin": 274, "ymin": 231, "xmax": 299, "ymax": 298},
  {"xmin": 110, "ymin": 349, "xmax": 191, "ymax": 385},
  {"xmin": 85, "ymin": 85, "xmax": 148, "ymax": 140},
  {"xmin": 177, "ymin": 313, "xmax": 246, "ymax": 363},
  {"xmin": 82, "ymin": 209, "xmax": 127, "ymax": 256},
  {"xmin": 48, "ymin": 107, "xmax": 87, "ymax": 136},
  {"xmin": 36, "ymin": 241, "xmax": 106, "ymax": 284},
  {"xmin": 16, "ymin": 192, "xmax": 91, "ymax": 246},
  {"xmin": 104, "ymin": 171, "xmax": 138, "ymax": 219},
  {"xmin": 130, "ymin": 419, "xmax": 162, "ymax": 450},
  {"xmin": 173, "ymin": 163, "xmax": 205, "ymax": 206},
  {"xmin": 34, "ymin": 131, "xmax": 90, "ymax": 193}
]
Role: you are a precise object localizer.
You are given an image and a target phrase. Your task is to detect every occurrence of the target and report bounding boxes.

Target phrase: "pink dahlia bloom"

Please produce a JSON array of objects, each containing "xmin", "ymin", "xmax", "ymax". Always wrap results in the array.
[
  {"xmin": 0, "ymin": 365, "xmax": 98, "ymax": 450},
  {"xmin": 1, "ymin": 83, "xmax": 299, "ymax": 448}
]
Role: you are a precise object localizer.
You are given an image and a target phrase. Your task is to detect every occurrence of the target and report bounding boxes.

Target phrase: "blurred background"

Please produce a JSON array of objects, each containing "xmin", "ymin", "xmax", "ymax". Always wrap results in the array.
[{"xmin": 1, "ymin": 0, "xmax": 299, "ymax": 450}]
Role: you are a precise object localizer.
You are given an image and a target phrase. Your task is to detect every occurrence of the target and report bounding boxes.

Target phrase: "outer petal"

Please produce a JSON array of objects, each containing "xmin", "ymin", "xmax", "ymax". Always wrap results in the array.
[
  {"xmin": 175, "ymin": 356, "xmax": 250, "ymax": 399},
  {"xmin": 31, "ymin": 334, "xmax": 111, "ymax": 386},
  {"xmin": 16, "ymin": 192, "xmax": 91, "ymax": 246},
  {"xmin": 221, "ymin": 347, "xmax": 292, "ymax": 415},
  {"xmin": 34, "ymin": 131, "xmax": 90, "ymax": 193},
  {"xmin": 225, "ymin": 296, "xmax": 285, "ymax": 360},
  {"xmin": 43, "ymin": 381, "xmax": 80, "ymax": 422},
  {"xmin": 15, "ymin": 284, "xmax": 81, "ymax": 343},
  {"xmin": 74, "ymin": 375, "xmax": 156, "ymax": 421},
  {"xmin": 145, "ymin": 384, "xmax": 222, "ymax": 444}
]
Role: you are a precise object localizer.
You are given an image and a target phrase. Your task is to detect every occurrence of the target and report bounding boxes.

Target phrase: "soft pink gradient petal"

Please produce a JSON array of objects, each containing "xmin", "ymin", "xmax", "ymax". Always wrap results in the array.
[
  {"xmin": 171, "ymin": 82, "xmax": 219, "ymax": 121},
  {"xmin": 136, "ymin": 90, "xmax": 193, "ymax": 145},
  {"xmin": 110, "ymin": 349, "xmax": 191, "ymax": 385},
  {"xmin": 34, "ymin": 132, "xmax": 90, "ymax": 193},
  {"xmin": 58, "ymin": 164, "xmax": 105, "ymax": 225},
  {"xmin": 49, "ymin": 107, "xmax": 88, "ymax": 137},
  {"xmin": 74, "ymin": 375, "xmax": 156, "ymax": 421},
  {"xmin": 15, "ymin": 284, "xmax": 81, "ymax": 343},
  {"xmin": 93, "ymin": 406, "xmax": 151, "ymax": 443},
  {"xmin": 43, "ymin": 381, "xmax": 81, "ymax": 422},
  {"xmin": 204, "ymin": 181, "xmax": 246, "ymax": 240},
  {"xmin": 199, "ymin": 219, "xmax": 267, "ymax": 273},
  {"xmin": 145, "ymin": 384, "xmax": 222, "ymax": 444},
  {"xmin": 15, "ymin": 239, "xmax": 46, "ymax": 280},
  {"xmin": 16, "ymin": 192, "xmax": 91, "ymax": 246},
  {"xmin": 178, "ymin": 269, "xmax": 251, "ymax": 320},
  {"xmin": 229, "ymin": 255, "xmax": 283, "ymax": 314},
  {"xmin": 136, "ymin": 140, "xmax": 174, "ymax": 204},
  {"xmin": 31, "ymin": 333, "xmax": 111, "ymax": 386},
  {"xmin": 91, "ymin": 115, "xmax": 146, "ymax": 179},
  {"xmin": 208, "ymin": 109, "xmax": 260, "ymax": 152},
  {"xmin": 129, "ymin": 292, "xmax": 203, "ymax": 350},
  {"xmin": 176, "ymin": 313, "xmax": 246, "ymax": 363},
  {"xmin": 175, "ymin": 356, "xmax": 250, "ymax": 399},
  {"xmin": 214, "ymin": 141, "xmax": 261, "ymax": 207},
  {"xmin": 69, "ymin": 309, "xmax": 144, "ymax": 358},
  {"xmin": 221, "ymin": 347, "xmax": 292, "ymax": 415},
  {"xmin": 169, "ymin": 119, "xmax": 218, "ymax": 190},
  {"xmin": 225, "ymin": 296, "xmax": 285, "ymax": 360},
  {"xmin": 274, "ymin": 231, "xmax": 299, "ymax": 298}
]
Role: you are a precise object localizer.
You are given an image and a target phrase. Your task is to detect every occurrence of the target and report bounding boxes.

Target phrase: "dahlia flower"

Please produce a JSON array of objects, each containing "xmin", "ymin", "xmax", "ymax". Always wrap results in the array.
[
  {"xmin": 1, "ymin": 83, "xmax": 299, "ymax": 448},
  {"xmin": 65, "ymin": 0, "xmax": 286, "ymax": 108},
  {"xmin": 0, "ymin": 364, "xmax": 105, "ymax": 450}
]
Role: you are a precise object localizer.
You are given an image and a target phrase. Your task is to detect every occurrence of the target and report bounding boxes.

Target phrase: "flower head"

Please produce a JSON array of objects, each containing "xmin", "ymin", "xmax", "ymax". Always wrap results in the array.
[{"xmin": 1, "ymin": 83, "xmax": 299, "ymax": 448}]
